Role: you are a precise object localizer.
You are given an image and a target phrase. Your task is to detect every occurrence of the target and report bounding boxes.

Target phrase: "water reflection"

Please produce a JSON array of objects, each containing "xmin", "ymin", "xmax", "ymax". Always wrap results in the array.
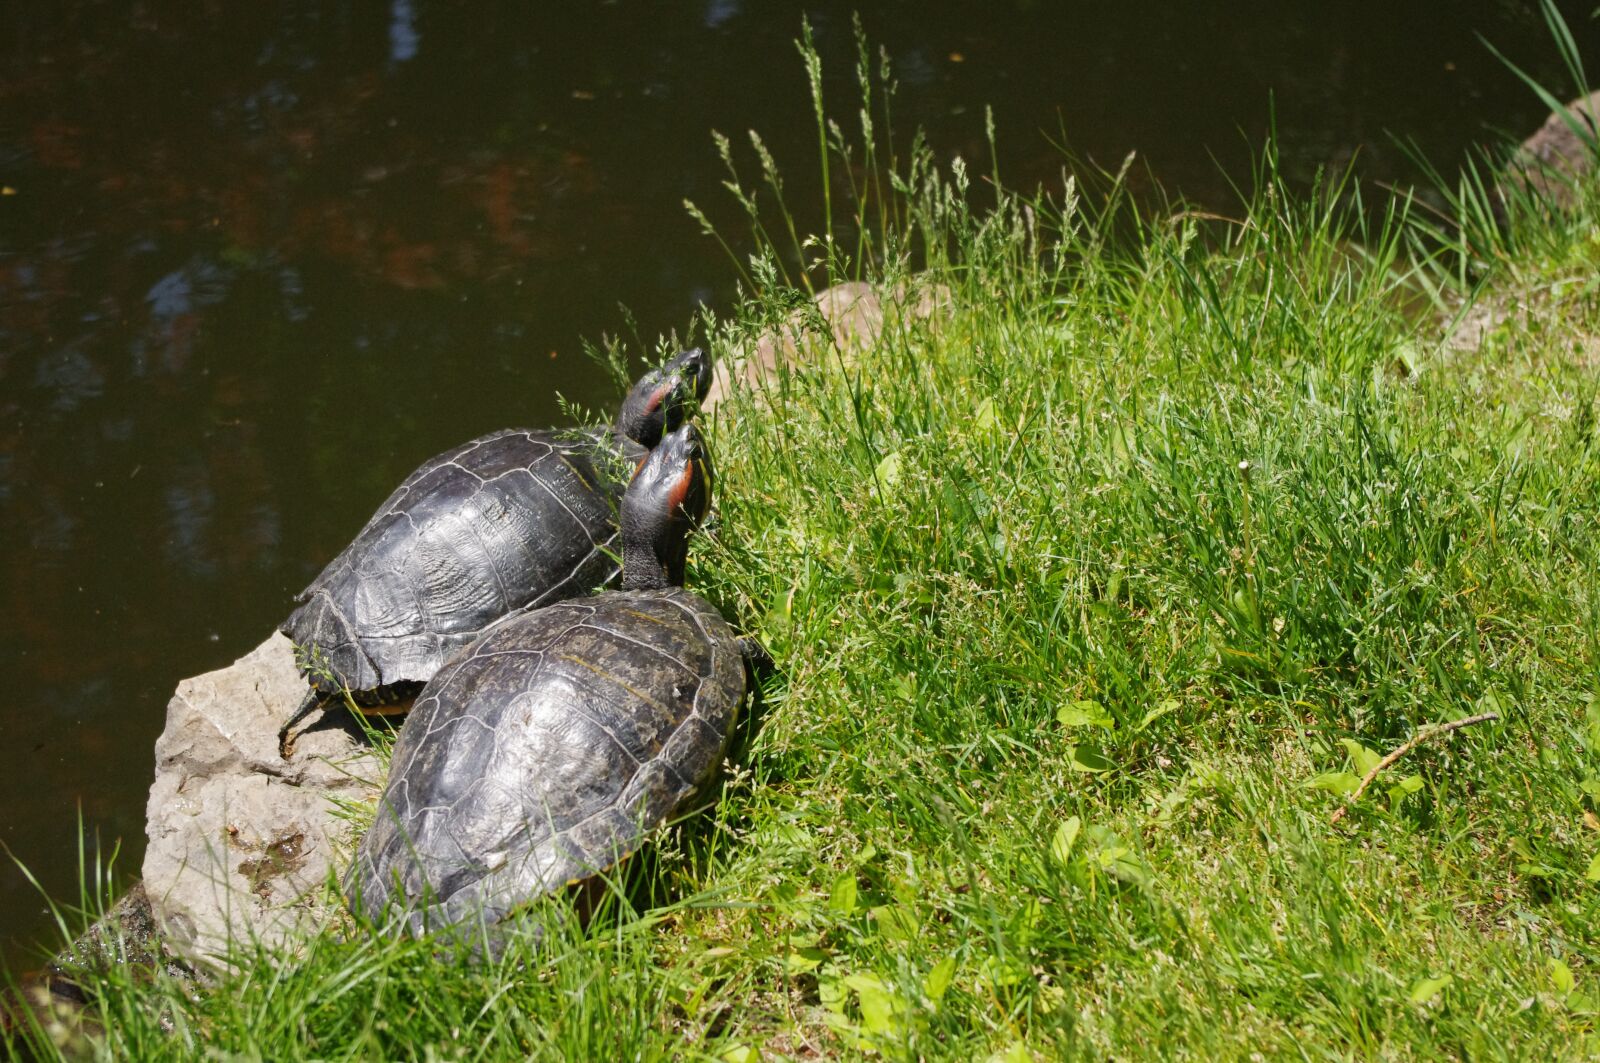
[
  {"xmin": 704, "ymin": 0, "xmax": 741, "ymax": 32},
  {"xmin": 0, "ymin": 0, "xmax": 1592, "ymax": 966},
  {"xmin": 389, "ymin": 0, "xmax": 419, "ymax": 66}
]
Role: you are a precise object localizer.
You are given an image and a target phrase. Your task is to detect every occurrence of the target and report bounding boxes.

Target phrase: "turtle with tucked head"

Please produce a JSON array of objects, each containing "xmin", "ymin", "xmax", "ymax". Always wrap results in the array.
[
  {"xmin": 348, "ymin": 423, "xmax": 759, "ymax": 948},
  {"xmin": 279, "ymin": 349, "xmax": 712, "ymax": 756}
]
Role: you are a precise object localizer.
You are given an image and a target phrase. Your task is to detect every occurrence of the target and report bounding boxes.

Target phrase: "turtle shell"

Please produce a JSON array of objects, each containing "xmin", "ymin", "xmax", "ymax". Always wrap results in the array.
[
  {"xmin": 348, "ymin": 586, "xmax": 744, "ymax": 933},
  {"xmin": 283, "ymin": 427, "xmax": 634, "ymax": 697}
]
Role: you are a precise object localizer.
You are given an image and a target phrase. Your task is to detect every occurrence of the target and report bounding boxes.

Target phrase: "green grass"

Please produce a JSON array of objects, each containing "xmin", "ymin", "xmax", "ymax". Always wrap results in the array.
[{"xmin": 12, "ymin": 18, "xmax": 1600, "ymax": 1061}]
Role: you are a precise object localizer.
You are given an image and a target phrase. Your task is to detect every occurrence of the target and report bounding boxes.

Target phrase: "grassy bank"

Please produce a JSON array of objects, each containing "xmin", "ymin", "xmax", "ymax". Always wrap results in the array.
[{"xmin": 13, "ymin": 30, "xmax": 1600, "ymax": 1063}]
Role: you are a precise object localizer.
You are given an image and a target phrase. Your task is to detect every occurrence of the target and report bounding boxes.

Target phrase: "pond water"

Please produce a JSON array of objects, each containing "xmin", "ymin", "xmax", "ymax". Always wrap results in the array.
[{"xmin": 2, "ymin": 0, "xmax": 1594, "ymax": 967}]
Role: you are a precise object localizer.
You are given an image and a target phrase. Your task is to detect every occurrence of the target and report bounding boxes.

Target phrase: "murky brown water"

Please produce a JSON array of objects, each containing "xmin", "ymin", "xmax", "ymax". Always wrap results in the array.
[{"xmin": 1, "ymin": 0, "xmax": 1593, "ymax": 966}]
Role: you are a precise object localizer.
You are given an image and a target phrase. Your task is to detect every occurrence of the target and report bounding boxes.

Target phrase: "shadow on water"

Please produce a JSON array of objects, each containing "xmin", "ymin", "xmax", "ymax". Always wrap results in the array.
[{"xmin": 1, "ymin": 0, "xmax": 1595, "ymax": 967}]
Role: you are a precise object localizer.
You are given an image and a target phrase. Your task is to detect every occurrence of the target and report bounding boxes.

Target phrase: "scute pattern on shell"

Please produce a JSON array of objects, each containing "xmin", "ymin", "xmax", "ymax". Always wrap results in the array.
[
  {"xmin": 282, "ymin": 428, "xmax": 629, "ymax": 695},
  {"xmin": 349, "ymin": 587, "xmax": 744, "ymax": 932}
]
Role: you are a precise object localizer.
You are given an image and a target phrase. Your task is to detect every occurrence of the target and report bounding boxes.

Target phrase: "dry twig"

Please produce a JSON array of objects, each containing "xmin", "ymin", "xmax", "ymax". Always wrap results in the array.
[{"xmin": 1328, "ymin": 712, "xmax": 1500, "ymax": 826}]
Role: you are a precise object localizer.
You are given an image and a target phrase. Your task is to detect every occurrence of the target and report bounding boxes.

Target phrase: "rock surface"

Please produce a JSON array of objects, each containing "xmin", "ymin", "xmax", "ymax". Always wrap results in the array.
[
  {"xmin": 1447, "ymin": 91, "xmax": 1600, "ymax": 357},
  {"xmin": 703, "ymin": 280, "xmax": 948, "ymax": 409},
  {"xmin": 142, "ymin": 632, "xmax": 381, "ymax": 967},
  {"xmin": 1497, "ymin": 89, "xmax": 1600, "ymax": 211},
  {"xmin": 1509, "ymin": 88, "xmax": 1600, "ymax": 208}
]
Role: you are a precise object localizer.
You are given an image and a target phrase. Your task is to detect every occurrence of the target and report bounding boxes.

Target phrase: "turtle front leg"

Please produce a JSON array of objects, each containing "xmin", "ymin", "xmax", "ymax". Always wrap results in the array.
[
  {"xmin": 737, "ymin": 637, "xmax": 775, "ymax": 686},
  {"xmin": 731, "ymin": 637, "xmax": 778, "ymax": 763},
  {"xmin": 278, "ymin": 688, "xmax": 325, "ymax": 760}
]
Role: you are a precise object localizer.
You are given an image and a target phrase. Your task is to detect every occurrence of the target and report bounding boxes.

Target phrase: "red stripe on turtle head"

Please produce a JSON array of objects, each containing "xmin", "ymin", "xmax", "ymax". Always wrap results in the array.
[
  {"xmin": 666, "ymin": 457, "xmax": 697, "ymax": 516},
  {"xmin": 643, "ymin": 381, "xmax": 672, "ymax": 416}
]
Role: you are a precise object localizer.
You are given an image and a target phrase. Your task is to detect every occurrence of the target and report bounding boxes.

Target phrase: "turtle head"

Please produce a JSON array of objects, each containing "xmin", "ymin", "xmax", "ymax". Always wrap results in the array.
[
  {"xmin": 616, "ymin": 348, "xmax": 713, "ymax": 448},
  {"xmin": 620, "ymin": 423, "xmax": 713, "ymax": 590}
]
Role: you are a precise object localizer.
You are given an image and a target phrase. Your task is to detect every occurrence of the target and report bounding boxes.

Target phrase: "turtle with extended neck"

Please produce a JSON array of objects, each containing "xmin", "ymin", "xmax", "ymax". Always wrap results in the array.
[
  {"xmin": 278, "ymin": 348, "xmax": 712, "ymax": 756},
  {"xmin": 348, "ymin": 423, "xmax": 759, "ymax": 946}
]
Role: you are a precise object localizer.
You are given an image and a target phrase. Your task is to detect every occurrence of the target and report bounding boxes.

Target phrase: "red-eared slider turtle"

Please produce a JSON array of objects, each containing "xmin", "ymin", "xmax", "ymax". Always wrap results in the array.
[
  {"xmin": 348, "ymin": 423, "xmax": 755, "ymax": 944},
  {"xmin": 279, "ymin": 349, "xmax": 712, "ymax": 755}
]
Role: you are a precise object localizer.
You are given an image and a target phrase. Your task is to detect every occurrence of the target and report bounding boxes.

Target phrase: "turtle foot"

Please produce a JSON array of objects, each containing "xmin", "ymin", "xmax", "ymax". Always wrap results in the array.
[{"xmin": 278, "ymin": 688, "xmax": 324, "ymax": 760}]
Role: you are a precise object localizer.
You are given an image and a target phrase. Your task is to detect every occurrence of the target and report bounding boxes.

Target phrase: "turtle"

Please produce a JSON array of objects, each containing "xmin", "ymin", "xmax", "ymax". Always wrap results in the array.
[
  {"xmin": 347, "ymin": 422, "xmax": 758, "ymax": 947},
  {"xmin": 278, "ymin": 347, "xmax": 713, "ymax": 755}
]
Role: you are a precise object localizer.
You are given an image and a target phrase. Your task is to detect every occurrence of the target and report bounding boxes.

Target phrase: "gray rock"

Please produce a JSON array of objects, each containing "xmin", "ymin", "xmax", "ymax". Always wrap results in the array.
[
  {"xmin": 142, "ymin": 633, "xmax": 382, "ymax": 967},
  {"xmin": 1509, "ymin": 88, "xmax": 1600, "ymax": 209},
  {"xmin": 1446, "ymin": 91, "xmax": 1600, "ymax": 358},
  {"xmin": 703, "ymin": 280, "xmax": 948, "ymax": 410}
]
